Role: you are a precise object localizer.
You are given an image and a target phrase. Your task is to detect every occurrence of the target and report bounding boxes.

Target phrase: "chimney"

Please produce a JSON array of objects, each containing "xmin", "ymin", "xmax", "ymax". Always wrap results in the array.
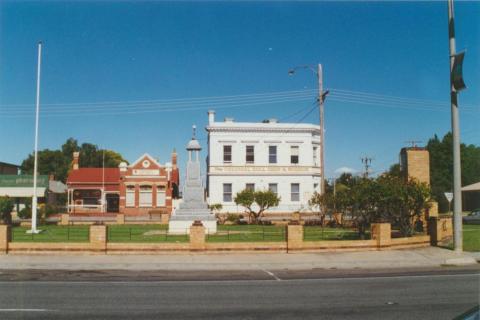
[
  {"xmin": 73, "ymin": 152, "xmax": 80, "ymax": 170},
  {"xmin": 172, "ymin": 148, "xmax": 177, "ymax": 169},
  {"xmin": 208, "ymin": 110, "xmax": 215, "ymax": 125}
]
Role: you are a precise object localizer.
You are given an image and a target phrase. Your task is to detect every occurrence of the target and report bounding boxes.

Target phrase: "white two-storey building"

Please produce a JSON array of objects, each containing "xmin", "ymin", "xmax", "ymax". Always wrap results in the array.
[{"xmin": 206, "ymin": 110, "xmax": 322, "ymax": 214}]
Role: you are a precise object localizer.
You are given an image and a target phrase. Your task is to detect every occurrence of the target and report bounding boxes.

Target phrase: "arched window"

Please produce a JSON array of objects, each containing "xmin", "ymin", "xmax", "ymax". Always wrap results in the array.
[{"xmin": 139, "ymin": 185, "xmax": 152, "ymax": 207}]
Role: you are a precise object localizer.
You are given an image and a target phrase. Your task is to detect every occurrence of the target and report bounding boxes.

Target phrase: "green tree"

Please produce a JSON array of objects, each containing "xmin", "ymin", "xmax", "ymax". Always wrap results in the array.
[
  {"xmin": 21, "ymin": 138, "xmax": 127, "ymax": 182},
  {"xmin": 0, "ymin": 197, "xmax": 14, "ymax": 225},
  {"xmin": 376, "ymin": 175, "xmax": 431, "ymax": 236},
  {"xmin": 388, "ymin": 163, "xmax": 402, "ymax": 178},
  {"xmin": 427, "ymin": 132, "xmax": 480, "ymax": 212},
  {"xmin": 234, "ymin": 189, "xmax": 280, "ymax": 224}
]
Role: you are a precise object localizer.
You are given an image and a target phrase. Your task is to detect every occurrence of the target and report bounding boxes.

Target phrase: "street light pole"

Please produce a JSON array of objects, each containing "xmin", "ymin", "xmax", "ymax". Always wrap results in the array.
[
  {"xmin": 317, "ymin": 64, "xmax": 325, "ymax": 196},
  {"xmin": 288, "ymin": 64, "xmax": 328, "ymax": 197},
  {"xmin": 448, "ymin": 0, "xmax": 463, "ymax": 252},
  {"xmin": 29, "ymin": 41, "xmax": 42, "ymax": 234}
]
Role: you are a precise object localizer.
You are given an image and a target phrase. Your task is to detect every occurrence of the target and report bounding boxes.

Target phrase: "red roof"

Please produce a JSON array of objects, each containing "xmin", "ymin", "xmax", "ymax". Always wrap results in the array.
[{"xmin": 67, "ymin": 168, "xmax": 120, "ymax": 184}]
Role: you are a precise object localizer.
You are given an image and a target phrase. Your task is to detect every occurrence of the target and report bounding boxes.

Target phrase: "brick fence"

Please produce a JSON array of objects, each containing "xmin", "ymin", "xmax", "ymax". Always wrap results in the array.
[{"xmin": 0, "ymin": 222, "xmax": 433, "ymax": 255}]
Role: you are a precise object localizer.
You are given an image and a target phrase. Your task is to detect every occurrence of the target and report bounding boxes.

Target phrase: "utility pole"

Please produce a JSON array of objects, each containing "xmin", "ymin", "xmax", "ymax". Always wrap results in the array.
[
  {"xmin": 288, "ymin": 64, "xmax": 329, "ymax": 196},
  {"xmin": 317, "ymin": 64, "xmax": 326, "ymax": 196},
  {"xmin": 448, "ymin": 0, "xmax": 463, "ymax": 252},
  {"xmin": 29, "ymin": 41, "xmax": 42, "ymax": 234},
  {"xmin": 361, "ymin": 156, "xmax": 373, "ymax": 178}
]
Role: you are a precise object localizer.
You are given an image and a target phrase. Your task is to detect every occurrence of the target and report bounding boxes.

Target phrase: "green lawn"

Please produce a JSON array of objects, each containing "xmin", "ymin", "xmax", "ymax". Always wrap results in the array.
[
  {"xmin": 303, "ymin": 226, "xmax": 369, "ymax": 241},
  {"xmin": 207, "ymin": 225, "xmax": 286, "ymax": 242},
  {"xmin": 11, "ymin": 225, "xmax": 90, "ymax": 242},
  {"xmin": 107, "ymin": 224, "xmax": 188, "ymax": 243},
  {"xmin": 462, "ymin": 225, "xmax": 480, "ymax": 252}
]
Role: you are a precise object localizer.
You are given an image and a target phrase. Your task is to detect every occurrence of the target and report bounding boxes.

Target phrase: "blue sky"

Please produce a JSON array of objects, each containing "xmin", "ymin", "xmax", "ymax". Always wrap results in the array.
[{"xmin": 0, "ymin": 1, "xmax": 479, "ymax": 178}]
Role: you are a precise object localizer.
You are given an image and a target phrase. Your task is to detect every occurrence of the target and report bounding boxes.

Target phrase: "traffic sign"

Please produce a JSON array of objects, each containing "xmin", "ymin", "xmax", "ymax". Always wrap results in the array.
[{"xmin": 444, "ymin": 192, "xmax": 454, "ymax": 203}]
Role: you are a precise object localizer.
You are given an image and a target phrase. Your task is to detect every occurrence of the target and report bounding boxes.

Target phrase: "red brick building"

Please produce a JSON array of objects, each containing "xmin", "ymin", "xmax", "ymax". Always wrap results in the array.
[{"xmin": 67, "ymin": 151, "xmax": 179, "ymax": 215}]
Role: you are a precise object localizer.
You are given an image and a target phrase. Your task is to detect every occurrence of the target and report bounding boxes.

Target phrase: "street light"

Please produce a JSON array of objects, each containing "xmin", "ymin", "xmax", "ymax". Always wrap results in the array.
[{"xmin": 288, "ymin": 64, "xmax": 329, "ymax": 196}]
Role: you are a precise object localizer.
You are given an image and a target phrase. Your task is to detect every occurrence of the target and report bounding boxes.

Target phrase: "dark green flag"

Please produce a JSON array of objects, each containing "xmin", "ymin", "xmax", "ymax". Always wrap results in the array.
[{"xmin": 452, "ymin": 51, "xmax": 466, "ymax": 92}]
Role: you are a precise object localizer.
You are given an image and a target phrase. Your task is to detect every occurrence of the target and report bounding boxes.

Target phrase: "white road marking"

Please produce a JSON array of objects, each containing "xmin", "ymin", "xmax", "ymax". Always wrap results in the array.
[
  {"xmin": 261, "ymin": 269, "xmax": 281, "ymax": 281},
  {"xmin": 0, "ymin": 309, "xmax": 51, "ymax": 312}
]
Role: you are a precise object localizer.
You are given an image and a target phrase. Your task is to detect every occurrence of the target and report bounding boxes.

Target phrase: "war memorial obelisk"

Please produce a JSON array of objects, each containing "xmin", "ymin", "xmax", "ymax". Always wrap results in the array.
[{"xmin": 169, "ymin": 126, "xmax": 217, "ymax": 234}]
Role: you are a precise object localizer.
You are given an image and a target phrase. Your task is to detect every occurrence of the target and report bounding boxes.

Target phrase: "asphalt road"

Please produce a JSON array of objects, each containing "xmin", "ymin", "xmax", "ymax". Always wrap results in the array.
[{"xmin": 0, "ymin": 270, "xmax": 478, "ymax": 320}]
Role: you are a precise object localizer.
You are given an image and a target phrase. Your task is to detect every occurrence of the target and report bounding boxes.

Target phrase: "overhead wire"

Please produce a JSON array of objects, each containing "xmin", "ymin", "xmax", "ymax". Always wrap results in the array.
[{"xmin": 0, "ymin": 87, "xmax": 478, "ymax": 118}]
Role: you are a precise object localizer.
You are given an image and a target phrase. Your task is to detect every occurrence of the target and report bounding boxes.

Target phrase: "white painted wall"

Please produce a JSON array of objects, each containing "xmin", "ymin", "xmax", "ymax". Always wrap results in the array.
[{"xmin": 206, "ymin": 113, "xmax": 321, "ymax": 214}]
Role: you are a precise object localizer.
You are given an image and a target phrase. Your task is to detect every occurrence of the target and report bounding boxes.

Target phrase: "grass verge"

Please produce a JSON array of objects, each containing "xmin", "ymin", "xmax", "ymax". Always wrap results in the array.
[{"xmin": 11, "ymin": 225, "xmax": 89, "ymax": 242}]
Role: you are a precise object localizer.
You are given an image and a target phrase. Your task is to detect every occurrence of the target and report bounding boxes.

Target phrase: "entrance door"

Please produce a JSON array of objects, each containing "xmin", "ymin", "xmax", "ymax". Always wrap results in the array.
[{"xmin": 106, "ymin": 194, "xmax": 120, "ymax": 213}]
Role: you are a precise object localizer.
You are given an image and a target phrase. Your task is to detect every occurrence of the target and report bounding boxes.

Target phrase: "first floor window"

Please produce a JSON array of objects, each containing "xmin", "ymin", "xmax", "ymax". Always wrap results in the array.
[
  {"xmin": 139, "ymin": 185, "xmax": 152, "ymax": 207},
  {"xmin": 269, "ymin": 146, "xmax": 277, "ymax": 164},
  {"xmin": 223, "ymin": 145, "xmax": 232, "ymax": 163},
  {"xmin": 156, "ymin": 185, "xmax": 166, "ymax": 207},
  {"xmin": 223, "ymin": 183, "xmax": 232, "ymax": 202},
  {"xmin": 246, "ymin": 145, "xmax": 255, "ymax": 164},
  {"xmin": 291, "ymin": 183, "xmax": 300, "ymax": 202},
  {"xmin": 245, "ymin": 183, "xmax": 255, "ymax": 191},
  {"xmin": 126, "ymin": 186, "xmax": 135, "ymax": 207},
  {"xmin": 291, "ymin": 146, "xmax": 299, "ymax": 164},
  {"xmin": 268, "ymin": 183, "xmax": 278, "ymax": 195}
]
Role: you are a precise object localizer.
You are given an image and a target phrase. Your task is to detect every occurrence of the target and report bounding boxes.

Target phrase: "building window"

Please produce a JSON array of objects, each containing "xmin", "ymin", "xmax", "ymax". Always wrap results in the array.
[
  {"xmin": 268, "ymin": 183, "xmax": 278, "ymax": 195},
  {"xmin": 246, "ymin": 145, "xmax": 254, "ymax": 164},
  {"xmin": 313, "ymin": 146, "xmax": 319, "ymax": 166},
  {"xmin": 269, "ymin": 146, "xmax": 277, "ymax": 164},
  {"xmin": 223, "ymin": 183, "xmax": 232, "ymax": 202},
  {"xmin": 223, "ymin": 145, "xmax": 232, "ymax": 163},
  {"xmin": 291, "ymin": 183, "xmax": 300, "ymax": 202},
  {"xmin": 126, "ymin": 186, "xmax": 135, "ymax": 207},
  {"xmin": 156, "ymin": 185, "xmax": 166, "ymax": 207},
  {"xmin": 245, "ymin": 183, "xmax": 255, "ymax": 191},
  {"xmin": 291, "ymin": 146, "xmax": 299, "ymax": 164},
  {"xmin": 139, "ymin": 185, "xmax": 152, "ymax": 207},
  {"xmin": 314, "ymin": 183, "xmax": 319, "ymax": 191}
]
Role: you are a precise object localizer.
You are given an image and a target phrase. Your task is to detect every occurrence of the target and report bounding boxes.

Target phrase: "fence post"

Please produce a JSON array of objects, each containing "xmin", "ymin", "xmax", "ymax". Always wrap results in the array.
[
  {"xmin": 59, "ymin": 213, "xmax": 69, "ymax": 226},
  {"xmin": 0, "ymin": 225, "xmax": 10, "ymax": 254},
  {"xmin": 370, "ymin": 223, "xmax": 391, "ymax": 249},
  {"xmin": 160, "ymin": 213, "xmax": 170, "ymax": 224},
  {"xmin": 428, "ymin": 216, "xmax": 453, "ymax": 246},
  {"xmin": 190, "ymin": 220, "xmax": 206, "ymax": 251},
  {"xmin": 116, "ymin": 214, "xmax": 125, "ymax": 225},
  {"xmin": 89, "ymin": 224, "xmax": 107, "ymax": 253},
  {"xmin": 287, "ymin": 222, "xmax": 304, "ymax": 252}
]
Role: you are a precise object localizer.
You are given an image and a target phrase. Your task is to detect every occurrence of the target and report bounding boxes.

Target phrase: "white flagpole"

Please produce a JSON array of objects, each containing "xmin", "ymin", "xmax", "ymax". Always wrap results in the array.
[{"xmin": 29, "ymin": 41, "xmax": 42, "ymax": 234}]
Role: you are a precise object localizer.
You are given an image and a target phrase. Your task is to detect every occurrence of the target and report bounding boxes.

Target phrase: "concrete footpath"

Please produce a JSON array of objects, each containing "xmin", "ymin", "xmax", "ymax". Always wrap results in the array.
[{"xmin": 0, "ymin": 247, "xmax": 477, "ymax": 271}]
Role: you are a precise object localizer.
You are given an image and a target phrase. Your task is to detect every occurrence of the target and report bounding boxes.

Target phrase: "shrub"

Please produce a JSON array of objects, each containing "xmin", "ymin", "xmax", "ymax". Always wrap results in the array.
[
  {"xmin": 226, "ymin": 213, "xmax": 240, "ymax": 224},
  {"xmin": 18, "ymin": 206, "xmax": 32, "ymax": 219},
  {"xmin": 0, "ymin": 197, "xmax": 14, "ymax": 225}
]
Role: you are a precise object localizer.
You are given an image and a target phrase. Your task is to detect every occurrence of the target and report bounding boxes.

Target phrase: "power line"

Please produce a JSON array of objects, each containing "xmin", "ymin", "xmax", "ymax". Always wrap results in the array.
[
  {"xmin": 0, "ymin": 89, "xmax": 316, "ymax": 109},
  {"xmin": 0, "ymin": 96, "xmax": 315, "ymax": 118},
  {"xmin": 1, "ymin": 87, "xmax": 478, "ymax": 118},
  {"xmin": 330, "ymin": 88, "xmax": 478, "ymax": 109}
]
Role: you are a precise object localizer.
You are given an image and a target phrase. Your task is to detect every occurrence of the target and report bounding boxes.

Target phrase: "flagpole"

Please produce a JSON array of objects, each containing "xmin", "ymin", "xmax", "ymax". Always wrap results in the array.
[{"xmin": 29, "ymin": 41, "xmax": 42, "ymax": 234}]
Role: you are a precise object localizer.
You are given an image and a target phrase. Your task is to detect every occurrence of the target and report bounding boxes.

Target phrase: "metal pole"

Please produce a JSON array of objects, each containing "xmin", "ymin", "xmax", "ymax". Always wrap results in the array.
[
  {"xmin": 318, "ymin": 64, "xmax": 325, "ymax": 196},
  {"xmin": 30, "ymin": 41, "xmax": 42, "ymax": 234},
  {"xmin": 448, "ymin": 0, "xmax": 462, "ymax": 252}
]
